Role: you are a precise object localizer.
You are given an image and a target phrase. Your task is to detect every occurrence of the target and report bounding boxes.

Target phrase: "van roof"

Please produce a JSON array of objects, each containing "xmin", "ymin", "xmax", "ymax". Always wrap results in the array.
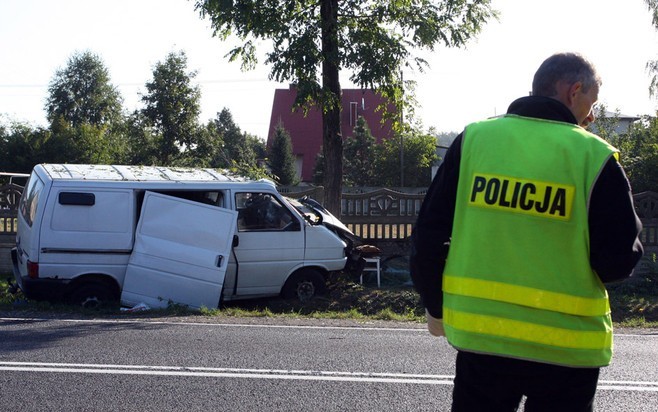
[{"xmin": 39, "ymin": 164, "xmax": 264, "ymax": 184}]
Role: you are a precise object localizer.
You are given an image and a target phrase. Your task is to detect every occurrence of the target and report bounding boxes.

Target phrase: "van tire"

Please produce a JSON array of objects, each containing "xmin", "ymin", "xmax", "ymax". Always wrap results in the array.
[
  {"xmin": 281, "ymin": 268, "xmax": 326, "ymax": 302},
  {"xmin": 67, "ymin": 282, "xmax": 116, "ymax": 309}
]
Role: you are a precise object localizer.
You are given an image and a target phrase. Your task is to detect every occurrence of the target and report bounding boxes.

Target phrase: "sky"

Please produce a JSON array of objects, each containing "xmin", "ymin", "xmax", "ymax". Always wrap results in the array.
[{"xmin": 1, "ymin": 0, "xmax": 658, "ymax": 139}]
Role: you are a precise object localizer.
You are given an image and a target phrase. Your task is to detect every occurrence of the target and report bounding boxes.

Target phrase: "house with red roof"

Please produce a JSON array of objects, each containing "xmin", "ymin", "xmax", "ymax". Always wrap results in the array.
[{"xmin": 267, "ymin": 85, "xmax": 395, "ymax": 182}]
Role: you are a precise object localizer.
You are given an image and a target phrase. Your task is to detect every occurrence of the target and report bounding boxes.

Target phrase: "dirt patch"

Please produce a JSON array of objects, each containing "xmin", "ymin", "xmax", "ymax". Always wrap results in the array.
[{"xmin": 222, "ymin": 270, "xmax": 423, "ymax": 318}]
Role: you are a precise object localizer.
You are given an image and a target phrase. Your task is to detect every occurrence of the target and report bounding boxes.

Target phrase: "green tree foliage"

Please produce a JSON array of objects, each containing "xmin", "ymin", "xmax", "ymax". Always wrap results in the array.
[
  {"xmin": 605, "ymin": 114, "xmax": 658, "ymax": 193},
  {"xmin": 0, "ymin": 120, "xmax": 122, "ymax": 171},
  {"xmin": 141, "ymin": 51, "xmax": 202, "ymax": 164},
  {"xmin": 41, "ymin": 51, "xmax": 128, "ymax": 166},
  {"xmin": 197, "ymin": 108, "xmax": 267, "ymax": 173},
  {"xmin": 43, "ymin": 119, "xmax": 116, "ymax": 164},
  {"xmin": 121, "ymin": 111, "xmax": 161, "ymax": 165},
  {"xmin": 212, "ymin": 108, "xmax": 258, "ymax": 167},
  {"xmin": 343, "ymin": 116, "xmax": 377, "ymax": 186},
  {"xmin": 194, "ymin": 120, "xmax": 225, "ymax": 167},
  {"xmin": 375, "ymin": 130, "xmax": 438, "ymax": 187},
  {"xmin": 3, "ymin": 49, "xmax": 271, "ymax": 173},
  {"xmin": 45, "ymin": 51, "xmax": 123, "ymax": 127},
  {"xmin": 0, "ymin": 121, "xmax": 50, "ymax": 173},
  {"xmin": 645, "ymin": 0, "xmax": 658, "ymax": 97},
  {"xmin": 268, "ymin": 123, "xmax": 298, "ymax": 185},
  {"xmin": 595, "ymin": 105, "xmax": 658, "ymax": 193},
  {"xmin": 246, "ymin": 132, "xmax": 267, "ymax": 161},
  {"xmin": 195, "ymin": 0, "xmax": 496, "ymax": 215}
]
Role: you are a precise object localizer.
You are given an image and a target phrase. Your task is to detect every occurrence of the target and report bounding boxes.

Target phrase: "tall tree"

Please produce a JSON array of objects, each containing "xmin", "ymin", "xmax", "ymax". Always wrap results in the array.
[
  {"xmin": 214, "ymin": 107, "xmax": 257, "ymax": 166},
  {"xmin": 44, "ymin": 119, "xmax": 115, "ymax": 164},
  {"xmin": 603, "ymin": 114, "xmax": 658, "ymax": 193},
  {"xmin": 343, "ymin": 116, "xmax": 376, "ymax": 186},
  {"xmin": 195, "ymin": 0, "xmax": 496, "ymax": 216},
  {"xmin": 45, "ymin": 51, "xmax": 123, "ymax": 127},
  {"xmin": 196, "ymin": 119, "xmax": 226, "ymax": 167},
  {"xmin": 121, "ymin": 111, "xmax": 161, "ymax": 166},
  {"xmin": 645, "ymin": 0, "xmax": 658, "ymax": 97},
  {"xmin": 245, "ymin": 132, "xmax": 267, "ymax": 161},
  {"xmin": 141, "ymin": 51, "xmax": 201, "ymax": 164},
  {"xmin": 269, "ymin": 123, "xmax": 298, "ymax": 185}
]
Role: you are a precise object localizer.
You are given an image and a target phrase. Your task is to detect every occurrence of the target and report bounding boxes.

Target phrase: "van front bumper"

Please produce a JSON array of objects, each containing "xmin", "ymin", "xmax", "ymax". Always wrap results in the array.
[{"xmin": 10, "ymin": 248, "xmax": 70, "ymax": 301}]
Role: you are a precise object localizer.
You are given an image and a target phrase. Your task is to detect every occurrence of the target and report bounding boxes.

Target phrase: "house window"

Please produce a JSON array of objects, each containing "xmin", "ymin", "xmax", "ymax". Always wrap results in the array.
[{"xmin": 350, "ymin": 102, "xmax": 358, "ymax": 126}]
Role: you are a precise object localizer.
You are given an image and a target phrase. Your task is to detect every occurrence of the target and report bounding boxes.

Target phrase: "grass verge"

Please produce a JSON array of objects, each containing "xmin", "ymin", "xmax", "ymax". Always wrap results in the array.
[{"xmin": 2, "ymin": 256, "xmax": 657, "ymax": 327}]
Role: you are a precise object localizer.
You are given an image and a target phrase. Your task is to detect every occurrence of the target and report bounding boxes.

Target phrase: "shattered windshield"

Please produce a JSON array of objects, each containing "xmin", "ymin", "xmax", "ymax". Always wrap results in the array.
[{"xmin": 284, "ymin": 196, "xmax": 322, "ymax": 225}]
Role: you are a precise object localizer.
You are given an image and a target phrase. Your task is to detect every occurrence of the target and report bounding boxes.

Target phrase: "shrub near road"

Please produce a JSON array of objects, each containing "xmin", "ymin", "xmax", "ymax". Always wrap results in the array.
[{"xmin": 607, "ymin": 254, "xmax": 658, "ymax": 325}]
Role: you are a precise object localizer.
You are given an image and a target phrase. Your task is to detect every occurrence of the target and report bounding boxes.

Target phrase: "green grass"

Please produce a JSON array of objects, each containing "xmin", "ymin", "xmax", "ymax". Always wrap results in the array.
[
  {"xmin": 2, "ymin": 259, "xmax": 657, "ymax": 328},
  {"xmin": 0, "ymin": 272, "xmax": 425, "ymax": 323}
]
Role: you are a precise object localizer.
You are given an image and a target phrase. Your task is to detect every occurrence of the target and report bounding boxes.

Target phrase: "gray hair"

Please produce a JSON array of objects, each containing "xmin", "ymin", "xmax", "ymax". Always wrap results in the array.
[{"xmin": 532, "ymin": 52, "xmax": 601, "ymax": 96}]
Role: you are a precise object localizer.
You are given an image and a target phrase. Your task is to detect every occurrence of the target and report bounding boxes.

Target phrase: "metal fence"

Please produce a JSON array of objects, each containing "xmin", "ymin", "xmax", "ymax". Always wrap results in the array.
[
  {"xmin": 0, "ymin": 183, "xmax": 23, "ymax": 235},
  {"xmin": 634, "ymin": 191, "xmax": 658, "ymax": 252},
  {"xmin": 282, "ymin": 187, "xmax": 658, "ymax": 253}
]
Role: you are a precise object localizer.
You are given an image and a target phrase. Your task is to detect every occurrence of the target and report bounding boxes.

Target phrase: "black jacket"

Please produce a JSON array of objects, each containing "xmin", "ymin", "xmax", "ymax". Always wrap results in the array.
[{"xmin": 410, "ymin": 96, "xmax": 645, "ymax": 318}]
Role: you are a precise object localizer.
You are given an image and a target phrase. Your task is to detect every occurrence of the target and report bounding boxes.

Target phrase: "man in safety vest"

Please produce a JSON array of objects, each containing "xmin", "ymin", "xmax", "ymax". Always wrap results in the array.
[{"xmin": 410, "ymin": 52, "xmax": 644, "ymax": 411}]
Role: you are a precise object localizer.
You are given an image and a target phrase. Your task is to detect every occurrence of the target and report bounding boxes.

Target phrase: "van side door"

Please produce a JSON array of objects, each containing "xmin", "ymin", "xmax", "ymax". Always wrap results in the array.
[{"xmin": 121, "ymin": 191, "xmax": 237, "ymax": 309}]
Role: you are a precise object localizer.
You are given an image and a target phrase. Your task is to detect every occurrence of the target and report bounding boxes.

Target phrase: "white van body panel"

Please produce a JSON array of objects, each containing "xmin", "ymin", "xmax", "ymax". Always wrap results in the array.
[
  {"xmin": 41, "ymin": 188, "xmax": 135, "ymax": 252},
  {"xmin": 33, "ymin": 184, "xmax": 136, "ymax": 287},
  {"xmin": 14, "ymin": 171, "xmax": 46, "ymax": 280},
  {"xmin": 231, "ymin": 230, "xmax": 305, "ymax": 296},
  {"xmin": 121, "ymin": 192, "xmax": 237, "ymax": 309},
  {"xmin": 304, "ymin": 225, "xmax": 350, "ymax": 263}
]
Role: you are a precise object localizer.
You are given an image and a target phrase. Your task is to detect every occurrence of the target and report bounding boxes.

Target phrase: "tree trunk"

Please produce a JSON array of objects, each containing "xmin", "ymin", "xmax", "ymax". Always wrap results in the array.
[{"xmin": 320, "ymin": 0, "xmax": 342, "ymax": 218}]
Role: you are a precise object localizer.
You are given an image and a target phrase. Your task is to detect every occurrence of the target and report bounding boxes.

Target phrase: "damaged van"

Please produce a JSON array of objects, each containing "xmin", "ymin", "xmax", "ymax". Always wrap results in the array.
[{"xmin": 11, "ymin": 164, "xmax": 358, "ymax": 309}]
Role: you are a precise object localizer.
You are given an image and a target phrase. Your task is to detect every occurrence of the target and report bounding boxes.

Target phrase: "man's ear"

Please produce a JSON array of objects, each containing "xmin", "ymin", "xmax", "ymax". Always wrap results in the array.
[{"xmin": 567, "ymin": 81, "xmax": 583, "ymax": 105}]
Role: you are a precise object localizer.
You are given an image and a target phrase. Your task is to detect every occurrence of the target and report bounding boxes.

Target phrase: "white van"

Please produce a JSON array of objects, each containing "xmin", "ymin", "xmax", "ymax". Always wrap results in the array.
[{"xmin": 11, "ymin": 164, "xmax": 358, "ymax": 309}]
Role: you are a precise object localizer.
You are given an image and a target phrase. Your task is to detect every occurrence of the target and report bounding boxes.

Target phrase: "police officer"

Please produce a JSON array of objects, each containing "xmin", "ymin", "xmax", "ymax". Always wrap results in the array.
[{"xmin": 410, "ymin": 52, "xmax": 644, "ymax": 411}]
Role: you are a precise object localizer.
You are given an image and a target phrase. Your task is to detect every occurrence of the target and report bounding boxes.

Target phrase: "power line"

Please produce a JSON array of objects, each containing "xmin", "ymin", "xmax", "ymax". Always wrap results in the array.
[{"xmin": 0, "ymin": 77, "xmax": 274, "ymax": 89}]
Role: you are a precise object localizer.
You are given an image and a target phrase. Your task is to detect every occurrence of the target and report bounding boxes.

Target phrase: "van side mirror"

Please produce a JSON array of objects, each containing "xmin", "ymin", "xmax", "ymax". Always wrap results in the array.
[{"xmin": 232, "ymin": 235, "xmax": 239, "ymax": 248}]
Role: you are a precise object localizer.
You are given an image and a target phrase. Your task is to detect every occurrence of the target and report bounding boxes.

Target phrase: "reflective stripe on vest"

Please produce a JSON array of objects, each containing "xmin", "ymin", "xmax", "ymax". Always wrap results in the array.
[
  {"xmin": 443, "ymin": 275, "xmax": 610, "ymax": 317},
  {"xmin": 443, "ymin": 308, "xmax": 612, "ymax": 350}
]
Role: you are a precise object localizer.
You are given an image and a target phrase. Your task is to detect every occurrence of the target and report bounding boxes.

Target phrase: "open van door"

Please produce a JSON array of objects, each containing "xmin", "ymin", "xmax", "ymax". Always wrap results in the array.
[{"xmin": 121, "ymin": 192, "xmax": 237, "ymax": 309}]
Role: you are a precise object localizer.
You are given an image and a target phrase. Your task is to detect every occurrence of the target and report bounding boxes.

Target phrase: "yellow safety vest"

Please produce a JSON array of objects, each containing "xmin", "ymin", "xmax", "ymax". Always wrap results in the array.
[{"xmin": 443, "ymin": 115, "xmax": 618, "ymax": 367}]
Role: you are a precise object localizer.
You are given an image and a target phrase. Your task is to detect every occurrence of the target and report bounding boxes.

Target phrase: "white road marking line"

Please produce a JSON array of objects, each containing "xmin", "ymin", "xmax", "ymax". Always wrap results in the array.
[
  {"xmin": 1, "ymin": 362, "xmax": 657, "ymax": 391},
  {"xmin": 0, "ymin": 361, "xmax": 453, "ymax": 385},
  {"xmin": 0, "ymin": 317, "xmax": 424, "ymax": 332}
]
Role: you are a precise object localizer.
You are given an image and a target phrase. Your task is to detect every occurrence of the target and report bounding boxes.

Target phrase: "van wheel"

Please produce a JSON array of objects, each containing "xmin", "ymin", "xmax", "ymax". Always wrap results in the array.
[
  {"xmin": 281, "ymin": 269, "xmax": 326, "ymax": 302},
  {"xmin": 68, "ymin": 282, "xmax": 116, "ymax": 309}
]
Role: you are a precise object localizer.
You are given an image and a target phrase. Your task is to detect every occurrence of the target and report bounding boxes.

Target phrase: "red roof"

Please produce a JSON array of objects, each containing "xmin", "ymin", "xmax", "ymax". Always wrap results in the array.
[{"xmin": 267, "ymin": 86, "xmax": 395, "ymax": 182}]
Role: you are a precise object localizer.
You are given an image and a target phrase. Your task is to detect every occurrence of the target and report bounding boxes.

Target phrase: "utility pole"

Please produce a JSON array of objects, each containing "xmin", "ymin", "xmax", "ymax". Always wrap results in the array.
[{"xmin": 399, "ymin": 70, "xmax": 404, "ymax": 187}]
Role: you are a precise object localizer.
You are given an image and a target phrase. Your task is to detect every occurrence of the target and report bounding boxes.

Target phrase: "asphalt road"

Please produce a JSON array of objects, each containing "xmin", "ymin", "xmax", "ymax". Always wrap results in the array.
[{"xmin": 0, "ymin": 316, "xmax": 656, "ymax": 411}]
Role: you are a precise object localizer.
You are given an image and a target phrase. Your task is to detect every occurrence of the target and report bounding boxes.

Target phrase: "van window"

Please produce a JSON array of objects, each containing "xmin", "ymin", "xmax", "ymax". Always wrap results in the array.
[
  {"xmin": 236, "ymin": 192, "xmax": 298, "ymax": 231},
  {"xmin": 59, "ymin": 192, "xmax": 96, "ymax": 206},
  {"xmin": 135, "ymin": 190, "xmax": 226, "ymax": 220},
  {"xmin": 19, "ymin": 174, "xmax": 44, "ymax": 227},
  {"xmin": 147, "ymin": 190, "xmax": 225, "ymax": 207}
]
